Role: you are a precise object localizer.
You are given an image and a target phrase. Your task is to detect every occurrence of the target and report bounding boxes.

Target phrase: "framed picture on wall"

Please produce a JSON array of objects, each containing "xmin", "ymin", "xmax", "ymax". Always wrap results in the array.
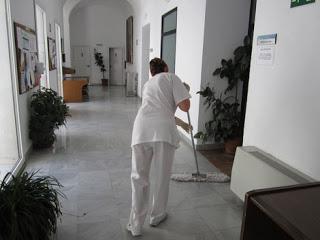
[
  {"xmin": 14, "ymin": 22, "xmax": 39, "ymax": 94},
  {"xmin": 126, "ymin": 16, "xmax": 133, "ymax": 64},
  {"xmin": 47, "ymin": 37, "xmax": 57, "ymax": 71}
]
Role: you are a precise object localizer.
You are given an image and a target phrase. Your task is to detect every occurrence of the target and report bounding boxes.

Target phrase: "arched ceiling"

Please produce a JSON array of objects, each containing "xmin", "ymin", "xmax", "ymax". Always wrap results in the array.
[{"xmin": 64, "ymin": 0, "xmax": 133, "ymax": 18}]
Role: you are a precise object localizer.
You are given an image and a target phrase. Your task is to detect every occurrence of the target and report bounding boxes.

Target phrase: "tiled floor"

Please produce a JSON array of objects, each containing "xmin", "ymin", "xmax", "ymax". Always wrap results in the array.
[{"xmin": 26, "ymin": 86, "xmax": 243, "ymax": 240}]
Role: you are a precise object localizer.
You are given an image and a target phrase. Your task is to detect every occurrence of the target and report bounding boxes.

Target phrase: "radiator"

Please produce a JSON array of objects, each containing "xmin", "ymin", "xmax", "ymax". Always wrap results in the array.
[{"xmin": 230, "ymin": 146, "xmax": 314, "ymax": 201}]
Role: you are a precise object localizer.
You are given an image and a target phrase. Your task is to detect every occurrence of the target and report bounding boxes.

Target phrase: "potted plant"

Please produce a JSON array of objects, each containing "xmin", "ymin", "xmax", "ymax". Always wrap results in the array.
[
  {"xmin": 195, "ymin": 36, "xmax": 252, "ymax": 154},
  {"xmin": 0, "ymin": 171, "xmax": 64, "ymax": 240},
  {"xmin": 94, "ymin": 50, "xmax": 108, "ymax": 86},
  {"xmin": 29, "ymin": 88, "xmax": 69, "ymax": 149},
  {"xmin": 195, "ymin": 87, "xmax": 241, "ymax": 154}
]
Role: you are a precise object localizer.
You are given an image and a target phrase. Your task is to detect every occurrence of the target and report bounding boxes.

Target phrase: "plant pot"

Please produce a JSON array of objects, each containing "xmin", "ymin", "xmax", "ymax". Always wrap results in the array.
[
  {"xmin": 101, "ymin": 78, "xmax": 108, "ymax": 86},
  {"xmin": 224, "ymin": 137, "xmax": 242, "ymax": 155}
]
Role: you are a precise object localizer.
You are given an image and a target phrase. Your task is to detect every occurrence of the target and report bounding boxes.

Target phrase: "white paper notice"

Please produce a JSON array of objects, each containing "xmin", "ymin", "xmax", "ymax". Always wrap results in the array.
[{"xmin": 257, "ymin": 45, "xmax": 275, "ymax": 65}]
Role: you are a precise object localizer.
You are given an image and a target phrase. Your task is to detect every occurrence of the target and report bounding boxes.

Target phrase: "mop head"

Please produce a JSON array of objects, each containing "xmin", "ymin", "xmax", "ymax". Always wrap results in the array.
[{"xmin": 171, "ymin": 172, "xmax": 230, "ymax": 183}]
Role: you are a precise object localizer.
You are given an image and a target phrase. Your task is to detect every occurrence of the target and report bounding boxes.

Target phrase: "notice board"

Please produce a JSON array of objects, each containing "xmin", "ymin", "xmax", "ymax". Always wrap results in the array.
[{"xmin": 14, "ymin": 22, "xmax": 38, "ymax": 94}]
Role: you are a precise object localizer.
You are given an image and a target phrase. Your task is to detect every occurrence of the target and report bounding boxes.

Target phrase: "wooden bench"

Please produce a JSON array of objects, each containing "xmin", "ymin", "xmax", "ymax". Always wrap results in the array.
[{"xmin": 63, "ymin": 78, "xmax": 88, "ymax": 102}]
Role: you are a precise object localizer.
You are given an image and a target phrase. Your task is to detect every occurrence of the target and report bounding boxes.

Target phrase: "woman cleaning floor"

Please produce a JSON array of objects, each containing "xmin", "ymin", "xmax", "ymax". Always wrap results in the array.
[{"xmin": 127, "ymin": 58, "xmax": 191, "ymax": 237}]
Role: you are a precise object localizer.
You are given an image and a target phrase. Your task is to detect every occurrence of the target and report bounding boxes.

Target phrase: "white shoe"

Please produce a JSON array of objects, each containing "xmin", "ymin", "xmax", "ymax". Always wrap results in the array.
[
  {"xmin": 150, "ymin": 213, "xmax": 168, "ymax": 227},
  {"xmin": 126, "ymin": 223, "xmax": 142, "ymax": 237}
]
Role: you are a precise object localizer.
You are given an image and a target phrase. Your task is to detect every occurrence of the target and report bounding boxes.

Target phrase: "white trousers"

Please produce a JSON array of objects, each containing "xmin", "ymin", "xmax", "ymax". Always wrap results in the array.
[{"xmin": 129, "ymin": 142, "xmax": 175, "ymax": 230}]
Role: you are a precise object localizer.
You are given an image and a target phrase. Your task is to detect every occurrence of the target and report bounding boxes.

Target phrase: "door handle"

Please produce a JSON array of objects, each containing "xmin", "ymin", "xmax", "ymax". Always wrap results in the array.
[{"xmin": 87, "ymin": 65, "xmax": 90, "ymax": 67}]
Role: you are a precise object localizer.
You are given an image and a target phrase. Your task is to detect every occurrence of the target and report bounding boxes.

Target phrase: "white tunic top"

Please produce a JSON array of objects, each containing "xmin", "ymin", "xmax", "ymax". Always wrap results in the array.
[{"xmin": 131, "ymin": 73, "xmax": 191, "ymax": 148}]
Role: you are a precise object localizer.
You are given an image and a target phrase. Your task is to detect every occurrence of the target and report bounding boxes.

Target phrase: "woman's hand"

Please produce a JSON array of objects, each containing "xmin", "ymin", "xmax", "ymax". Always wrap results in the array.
[{"xmin": 175, "ymin": 117, "xmax": 193, "ymax": 133}]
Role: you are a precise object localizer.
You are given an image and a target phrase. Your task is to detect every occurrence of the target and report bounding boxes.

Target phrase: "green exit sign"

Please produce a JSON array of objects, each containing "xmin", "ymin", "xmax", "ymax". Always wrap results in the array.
[{"xmin": 291, "ymin": 0, "xmax": 315, "ymax": 8}]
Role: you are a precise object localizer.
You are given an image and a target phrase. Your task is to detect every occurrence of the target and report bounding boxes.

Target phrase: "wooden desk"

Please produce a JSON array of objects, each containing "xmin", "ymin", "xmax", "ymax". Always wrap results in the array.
[
  {"xmin": 63, "ymin": 79, "xmax": 88, "ymax": 102},
  {"xmin": 241, "ymin": 183, "xmax": 320, "ymax": 240}
]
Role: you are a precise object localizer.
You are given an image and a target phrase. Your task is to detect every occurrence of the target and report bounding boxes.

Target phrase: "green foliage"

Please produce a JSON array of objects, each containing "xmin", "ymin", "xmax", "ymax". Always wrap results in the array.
[
  {"xmin": 94, "ymin": 50, "xmax": 106, "ymax": 79},
  {"xmin": 195, "ymin": 36, "xmax": 252, "ymax": 143},
  {"xmin": 29, "ymin": 88, "xmax": 69, "ymax": 149},
  {"xmin": 195, "ymin": 87, "xmax": 241, "ymax": 142},
  {"xmin": 213, "ymin": 36, "xmax": 252, "ymax": 96},
  {"xmin": 0, "ymin": 171, "xmax": 64, "ymax": 240}
]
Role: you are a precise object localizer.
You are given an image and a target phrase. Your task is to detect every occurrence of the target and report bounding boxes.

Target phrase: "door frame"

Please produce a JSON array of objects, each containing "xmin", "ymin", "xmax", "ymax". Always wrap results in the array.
[
  {"xmin": 55, "ymin": 23, "xmax": 63, "ymax": 97},
  {"xmin": 35, "ymin": 4, "xmax": 50, "ymax": 88},
  {"xmin": 140, "ymin": 23, "xmax": 150, "ymax": 96},
  {"xmin": 109, "ymin": 47, "xmax": 124, "ymax": 86},
  {"xmin": 160, "ymin": 7, "xmax": 177, "ymax": 73}
]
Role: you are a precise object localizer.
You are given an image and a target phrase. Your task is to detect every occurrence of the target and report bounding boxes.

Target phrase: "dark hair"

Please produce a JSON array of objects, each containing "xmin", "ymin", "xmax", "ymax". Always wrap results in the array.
[{"xmin": 150, "ymin": 58, "xmax": 167, "ymax": 76}]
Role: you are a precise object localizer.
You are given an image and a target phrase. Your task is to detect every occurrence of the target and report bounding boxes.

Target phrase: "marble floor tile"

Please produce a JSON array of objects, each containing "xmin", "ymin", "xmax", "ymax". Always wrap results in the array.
[
  {"xmin": 196, "ymin": 205, "xmax": 242, "ymax": 231},
  {"xmin": 24, "ymin": 86, "xmax": 243, "ymax": 240},
  {"xmin": 215, "ymin": 227, "xmax": 241, "ymax": 240}
]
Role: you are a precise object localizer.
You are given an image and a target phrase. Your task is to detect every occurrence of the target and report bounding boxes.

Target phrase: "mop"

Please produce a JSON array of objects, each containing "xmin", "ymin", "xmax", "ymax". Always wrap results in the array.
[{"xmin": 171, "ymin": 111, "xmax": 230, "ymax": 183}]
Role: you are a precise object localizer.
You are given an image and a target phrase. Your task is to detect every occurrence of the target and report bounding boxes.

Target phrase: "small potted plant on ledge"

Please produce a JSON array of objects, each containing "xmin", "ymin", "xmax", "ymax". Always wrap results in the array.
[
  {"xmin": 195, "ymin": 36, "xmax": 252, "ymax": 154},
  {"xmin": 94, "ymin": 49, "xmax": 108, "ymax": 86}
]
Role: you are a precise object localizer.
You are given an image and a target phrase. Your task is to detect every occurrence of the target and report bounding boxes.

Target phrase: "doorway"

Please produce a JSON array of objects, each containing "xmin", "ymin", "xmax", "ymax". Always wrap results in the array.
[
  {"xmin": 35, "ymin": 5, "xmax": 50, "ymax": 88},
  {"xmin": 55, "ymin": 23, "xmax": 63, "ymax": 97},
  {"xmin": 140, "ymin": 24, "xmax": 150, "ymax": 94},
  {"xmin": 72, "ymin": 46, "xmax": 91, "ymax": 80},
  {"xmin": 109, "ymin": 48, "xmax": 124, "ymax": 85}
]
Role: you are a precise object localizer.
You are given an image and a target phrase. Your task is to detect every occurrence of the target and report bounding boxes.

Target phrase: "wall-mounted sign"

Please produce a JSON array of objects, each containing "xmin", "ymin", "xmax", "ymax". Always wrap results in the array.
[
  {"xmin": 291, "ymin": 0, "xmax": 315, "ymax": 8},
  {"xmin": 256, "ymin": 34, "xmax": 277, "ymax": 66},
  {"xmin": 257, "ymin": 34, "xmax": 277, "ymax": 45}
]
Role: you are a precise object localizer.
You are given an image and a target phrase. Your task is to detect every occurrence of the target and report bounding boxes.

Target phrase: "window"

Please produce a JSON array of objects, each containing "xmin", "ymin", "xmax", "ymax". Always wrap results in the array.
[
  {"xmin": 0, "ymin": 0, "xmax": 22, "ymax": 180},
  {"xmin": 35, "ymin": 5, "xmax": 50, "ymax": 88},
  {"xmin": 161, "ymin": 8, "xmax": 177, "ymax": 73}
]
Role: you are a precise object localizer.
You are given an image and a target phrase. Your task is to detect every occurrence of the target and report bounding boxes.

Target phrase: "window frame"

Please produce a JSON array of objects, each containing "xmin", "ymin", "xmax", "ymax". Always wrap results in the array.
[{"xmin": 160, "ymin": 7, "xmax": 178, "ymax": 73}]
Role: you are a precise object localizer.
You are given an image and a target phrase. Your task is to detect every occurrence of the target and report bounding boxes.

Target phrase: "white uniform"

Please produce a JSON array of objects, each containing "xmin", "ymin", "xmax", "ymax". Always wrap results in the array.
[{"xmin": 129, "ymin": 73, "xmax": 190, "ymax": 231}]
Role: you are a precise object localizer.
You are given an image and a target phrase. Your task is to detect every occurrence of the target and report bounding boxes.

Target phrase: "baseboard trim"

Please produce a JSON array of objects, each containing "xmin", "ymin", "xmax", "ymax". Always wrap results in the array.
[
  {"xmin": 178, "ymin": 130, "xmax": 223, "ymax": 150},
  {"xmin": 196, "ymin": 143, "xmax": 224, "ymax": 151},
  {"xmin": 13, "ymin": 145, "xmax": 32, "ymax": 176}
]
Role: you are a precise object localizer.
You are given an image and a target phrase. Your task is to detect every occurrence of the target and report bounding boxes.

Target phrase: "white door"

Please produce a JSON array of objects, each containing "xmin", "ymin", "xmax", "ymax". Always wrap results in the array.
[
  {"xmin": 141, "ymin": 24, "xmax": 150, "ymax": 95},
  {"xmin": 72, "ymin": 46, "xmax": 91, "ymax": 78},
  {"xmin": 109, "ymin": 48, "xmax": 124, "ymax": 85},
  {"xmin": 55, "ymin": 23, "xmax": 63, "ymax": 96}
]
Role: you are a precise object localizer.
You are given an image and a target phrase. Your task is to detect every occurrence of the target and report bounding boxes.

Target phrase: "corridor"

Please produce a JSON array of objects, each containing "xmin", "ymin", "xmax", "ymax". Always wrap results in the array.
[{"xmin": 26, "ymin": 86, "xmax": 243, "ymax": 240}]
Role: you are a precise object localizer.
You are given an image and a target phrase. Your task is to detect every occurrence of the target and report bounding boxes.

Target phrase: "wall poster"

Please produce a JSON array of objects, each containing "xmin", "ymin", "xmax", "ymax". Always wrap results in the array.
[
  {"xmin": 47, "ymin": 37, "xmax": 57, "ymax": 71},
  {"xmin": 14, "ymin": 22, "xmax": 38, "ymax": 94}
]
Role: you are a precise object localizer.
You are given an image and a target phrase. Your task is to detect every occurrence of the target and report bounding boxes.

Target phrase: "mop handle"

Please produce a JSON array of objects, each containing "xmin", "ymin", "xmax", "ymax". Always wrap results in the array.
[{"xmin": 187, "ymin": 111, "xmax": 200, "ymax": 175}]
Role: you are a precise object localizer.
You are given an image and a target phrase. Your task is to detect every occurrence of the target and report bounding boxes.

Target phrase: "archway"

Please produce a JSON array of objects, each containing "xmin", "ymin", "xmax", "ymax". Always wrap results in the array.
[{"xmin": 63, "ymin": 0, "xmax": 134, "ymax": 68}]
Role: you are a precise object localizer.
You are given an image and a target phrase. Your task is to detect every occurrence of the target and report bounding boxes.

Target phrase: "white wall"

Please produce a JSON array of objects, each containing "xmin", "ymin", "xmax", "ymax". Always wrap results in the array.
[
  {"xmin": 10, "ymin": 0, "xmax": 64, "ymax": 154},
  {"xmin": 198, "ymin": 0, "xmax": 251, "ymax": 144},
  {"xmin": 243, "ymin": 0, "xmax": 320, "ymax": 180},
  {"xmin": 127, "ymin": 0, "xmax": 207, "ymax": 137},
  {"xmin": 69, "ymin": 0, "xmax": 131, "ymax": 84}
]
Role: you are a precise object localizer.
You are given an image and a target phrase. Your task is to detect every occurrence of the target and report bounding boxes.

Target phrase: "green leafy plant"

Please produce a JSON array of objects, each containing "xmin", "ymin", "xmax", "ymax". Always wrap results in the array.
[
  {"xmin": 195, "ymin": 87, "xmax": 241, "ymax": 142},
  {"xmin": 94, "ymin": 50, "xmax": 107, "ymax": 79},
  {"xmin": 213, "ymin": 35, "xmax": 252, "ymax": 99},
  {"xmin": 195, "ymin": 36, "xmax": 252, "ymax": 143},
  {"xmin": 29, "ymin": 88, "xmax": 69, "ymax": 149},
  {"xmin": 0, "ymin": 171, "xmax": 64, "ymax": 240}
]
